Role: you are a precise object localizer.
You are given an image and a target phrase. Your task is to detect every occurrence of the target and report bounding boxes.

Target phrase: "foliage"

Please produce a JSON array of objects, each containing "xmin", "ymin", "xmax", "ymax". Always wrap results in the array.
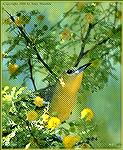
[
  {"xmin": 2, "ymin": 86, "xmax": 98, "ymax": 149},
  {"xmin": 2, "ymin": 1, "xmax": 121, "ymax": 149},
  {"xmin": 2, "ymin": 2, "xmax": 121, "ymax": 92}
]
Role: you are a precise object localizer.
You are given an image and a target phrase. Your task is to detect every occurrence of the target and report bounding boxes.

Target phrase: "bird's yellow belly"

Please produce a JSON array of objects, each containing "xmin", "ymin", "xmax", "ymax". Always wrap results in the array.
[
  {"xmin": 49, "ymin": 72, "xmax": 83, "ymax": 122},
  {"xmin": 50, "ymin": 89, "xmax": 77, "ymax": 122}
]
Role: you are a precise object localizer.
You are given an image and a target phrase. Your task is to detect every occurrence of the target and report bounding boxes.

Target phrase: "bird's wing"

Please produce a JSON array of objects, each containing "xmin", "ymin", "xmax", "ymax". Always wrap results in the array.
[{"xmin": 34, "ymin": 85, "xmax": 55, "ymax": 102}]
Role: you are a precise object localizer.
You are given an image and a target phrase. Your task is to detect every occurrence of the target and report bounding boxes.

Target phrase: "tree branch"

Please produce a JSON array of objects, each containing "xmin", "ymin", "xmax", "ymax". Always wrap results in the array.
[
  {"xmin": 4, "ymin": 9, "xmax": 58, "ymax": 80},
  {"xmin": 92, "ymin": 6, "xmax": 115, "ymax": 27},
  {"xmin": 60, "ymin": 39, "xmax": 81, "ymax": 49},
  {"xmin": 80, "ymin": 25, "xmax": 121, "ymax": 58},
  {"xmin": 14, "ymin": 101, "xmax": 40, "ymax": 148},
  {"xmin": 28, "ymin": 59, "xmax": 37, "ymax": 91},
  {"xmin": 25, "ymin": 120, "xmax": 40, "ymax": 147},
  {"xmin": 74, "ymin": 23, "xmax": 94, "ymax": 67},
  {"xmin": 74, "ymin": 6, "xmax": 117, "ymax": 67},
  {"xmin": 82, "ymin": 37, "xmax": 110, "ymax": 57}
]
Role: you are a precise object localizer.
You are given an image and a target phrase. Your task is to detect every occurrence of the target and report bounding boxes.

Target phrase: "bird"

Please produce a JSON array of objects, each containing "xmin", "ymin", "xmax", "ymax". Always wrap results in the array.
[{"xmin": 49, "ymin": 63, "xmax": 91, "ymax": 122}]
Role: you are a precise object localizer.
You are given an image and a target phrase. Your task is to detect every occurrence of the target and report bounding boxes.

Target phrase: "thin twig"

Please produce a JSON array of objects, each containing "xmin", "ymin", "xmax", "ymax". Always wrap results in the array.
[
  {"xmin": 74, "ymin": 23, "xmax": 94, "ymax": 67},
  {"xmin": 60, "ymin": 39, "xmax": 81, "ymax": 49},
  {"xmin": 93, "ymin": 6, "xmax": 115, "ymax": 27},
  {"xmin": 28, "ymin": 59, "xmax": 37, "ymax": 91},
  {"xmin": 4, "ymin": 9, "xmax": 58, "ymax": 80},
  {"xmin": 14, "ymin": 102, "xmax": 40, "ymax": 147},
  {"xmin": 74, "ymin": 6, "xmax": 116, "ymax": 67},
  {"xmin": 25, "ymin": 120, "xmax": 40, "ymax": 147},
  {"xmin": 83, "ymin": 37, "xmax": 110, "ymax": 57},
  {"xmin": 81, "ymin": 24, "xmax": 121, "ymax": 58}
]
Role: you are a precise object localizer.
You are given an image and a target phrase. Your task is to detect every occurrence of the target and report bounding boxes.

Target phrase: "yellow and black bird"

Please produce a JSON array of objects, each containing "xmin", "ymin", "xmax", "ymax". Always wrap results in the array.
[{"xmin": 49, "ymin": 63, "xmax": 91, "ymax": 122}]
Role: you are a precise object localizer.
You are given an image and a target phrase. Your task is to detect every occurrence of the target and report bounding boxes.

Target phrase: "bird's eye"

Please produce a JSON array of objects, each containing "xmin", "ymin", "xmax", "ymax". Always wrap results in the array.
[{"xmin": 66, "ymin": 69, "xmax": 74, "ymax": 74}]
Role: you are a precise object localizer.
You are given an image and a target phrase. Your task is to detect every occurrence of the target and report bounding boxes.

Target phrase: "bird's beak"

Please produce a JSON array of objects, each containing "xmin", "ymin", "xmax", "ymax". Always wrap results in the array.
[{"xmin": 75, "ymin": 63, "xmax": 91, "ymax": 74}]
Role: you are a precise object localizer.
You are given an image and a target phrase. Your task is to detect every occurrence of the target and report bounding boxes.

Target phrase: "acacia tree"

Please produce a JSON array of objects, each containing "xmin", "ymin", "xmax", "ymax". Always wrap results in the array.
[{"xmin": 2, "ymin": 2, "xmax": 121, "ymax": 149}]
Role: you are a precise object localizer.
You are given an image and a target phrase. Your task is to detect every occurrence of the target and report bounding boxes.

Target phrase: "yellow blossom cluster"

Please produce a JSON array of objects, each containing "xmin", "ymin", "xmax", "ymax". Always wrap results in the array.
[
  {"xmin": 9, "ymin": 63, "xmax": 19, "ymax": 75},
  {"xmin": 81, "ymin": 108, "xmax": 94, "ymax": 121},
  {"xmin": 34, "ymin": 96, "xmax": 44, "ymax": 107},
  {"xmin": 63, "ymin": 135, "xmax": 81, "ymax": 148},
  {"xmin": 60, "ymin": 28, "xmax": 71, "ymax": 42},
  {"xmin": 115, "ymin": 11, "xmax": 122, "ymax": 19},
  {"xmin": 37, "ymin": 15, "xmax": 45, "ymax": 21},
  {"xmin": 85, "ymin": 13, "xmax": 94, "ymax": 23},
  {"xmin": 76, "ymin": 2, "xmax": 85, "ymax": 11},
  {"xmin": 15, "ymin": 16, "xmax": 30, "ymax": 26},
  {"xmin": 2, "ymin": 18, "xmax": 12, "ymax": 25},
  {"xmin": 47, "ymin": 117, "xmax": 61, "ymax": 130}
]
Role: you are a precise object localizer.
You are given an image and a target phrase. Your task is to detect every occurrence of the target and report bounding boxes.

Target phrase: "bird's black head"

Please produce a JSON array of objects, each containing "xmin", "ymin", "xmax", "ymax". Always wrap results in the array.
[
  {"xmin": 66, "ymin": 69, "xmax": 75, "ymax": 74},
  {"xmin": 66, "ymin": 63, "xmax": 91, "ymax": 75}
]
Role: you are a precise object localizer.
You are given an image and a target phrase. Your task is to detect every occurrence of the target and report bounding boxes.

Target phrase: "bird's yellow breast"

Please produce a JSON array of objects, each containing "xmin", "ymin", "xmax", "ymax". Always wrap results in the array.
[{"xmin": 49, "ymin": 72, "xmax": 83, "ymax": 122}]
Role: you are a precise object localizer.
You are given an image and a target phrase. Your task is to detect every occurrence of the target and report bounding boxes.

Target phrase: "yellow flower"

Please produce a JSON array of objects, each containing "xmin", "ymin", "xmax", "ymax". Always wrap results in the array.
[
  {"xmin": 81, "ymin": 108, "xmax": 94, "ymax": 121},
  {"xmin": 15, "ymin": 16, "xmax": 30, "ymax": 26},
  {"xmin": 15, "ymin": 17, "xmax": 23, "ymax": 26},
  {"xmin": 8, "ymin": 63, "xmax": 19, "ymax": 75},
  {"xmin": 27, "ymin": 110, "xmax": 38, "ymax": 121},
  {"xmin": 37, "ymin": 15, "xmax": 45, "ymax": 21},
  {"xmin": 63, "ymin": 135, "xmax": 81, "ymax": 148},
  {"xmin": 2, "ymin": 18, "xmax": 12, "ymax": 25},
  {"xmin": 42, "ymin": 114, "xmax": 50, "ymax": 123},
  {"xmin": 76, "ymin": 2, "xmax": 85, "ymax": 11},
  {"xmin": 115, "ymin": 11, "xmax": 122, "ymax": 19},
  {"xmin": 47, "ymin": 117, "xmax": 60, "ymax": 130},
  {"xmin": 60, "ymin": 28, "xmax": 71, "ymax": 42},
  {"xmin": 59, "ymin": 77, "xmax": 65, "ymax": 87},
  {"xmin": 34, "ymin": 96, "xmax": 44, "ymax": 107},
  {"xmin": 85, "ymin": 13, "xmax": 94, "ymax": 23}
]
